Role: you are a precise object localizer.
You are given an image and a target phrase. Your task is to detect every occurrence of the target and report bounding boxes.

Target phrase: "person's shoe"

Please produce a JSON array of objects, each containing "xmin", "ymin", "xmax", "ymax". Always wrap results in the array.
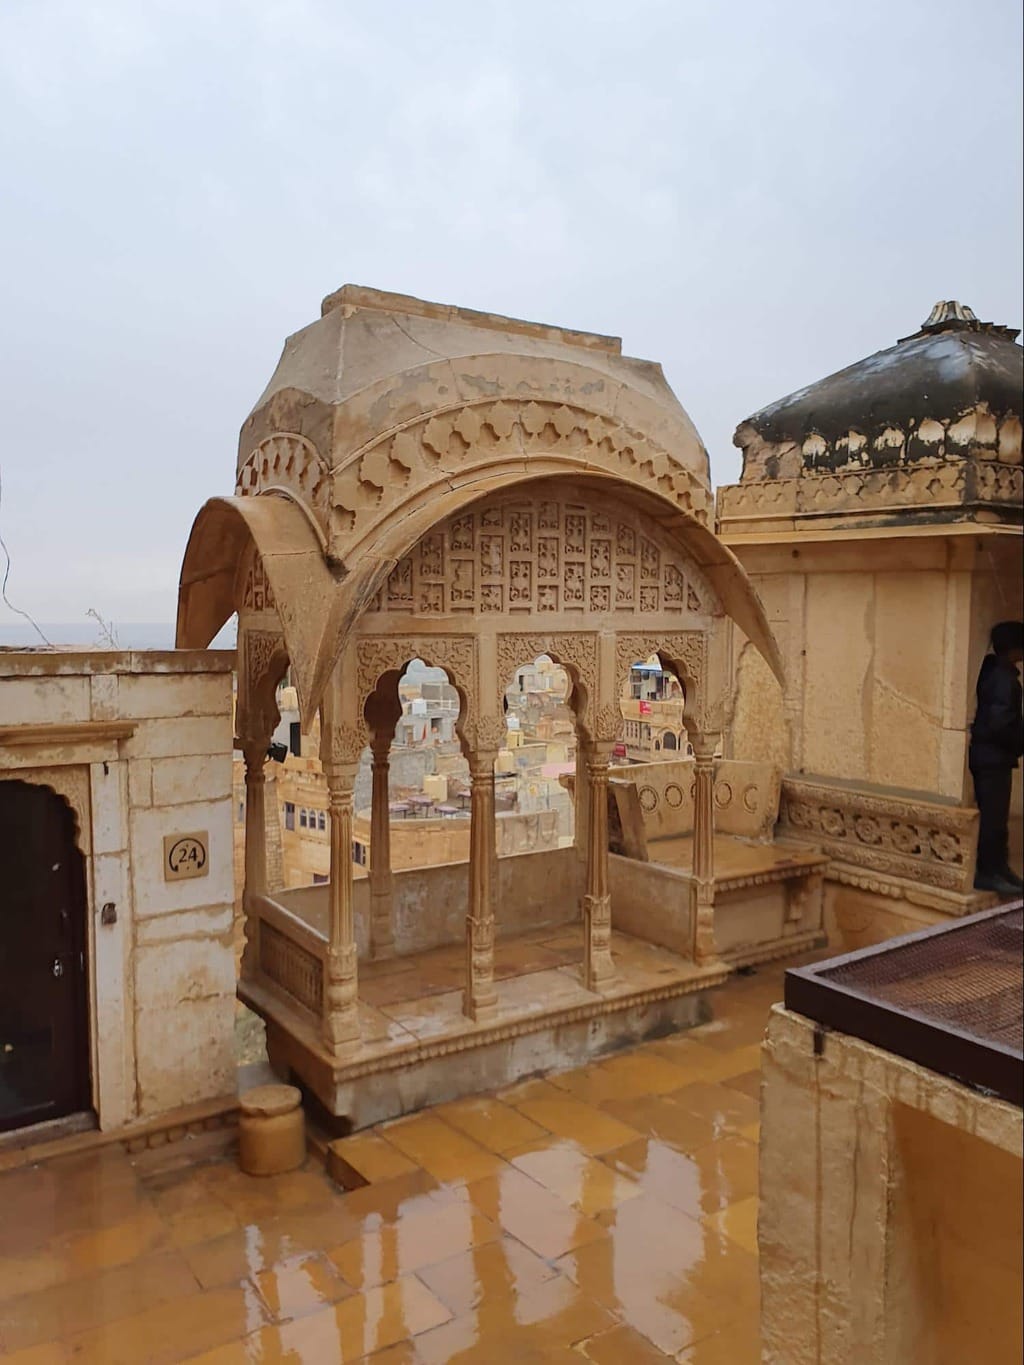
[
  {"xmin": 998, "ymin": 865, "xmax": 1024, "ymax": 891},
  {"xmin": 974, "ymin": 871, "xmax": 1020, "ymax": 897}
]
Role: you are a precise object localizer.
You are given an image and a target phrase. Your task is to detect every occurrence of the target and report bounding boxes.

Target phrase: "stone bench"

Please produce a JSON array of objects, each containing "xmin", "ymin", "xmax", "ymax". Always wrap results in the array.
[{"xmin": 607, "ymin": 758, "xmax": 828, "ymax": 966}]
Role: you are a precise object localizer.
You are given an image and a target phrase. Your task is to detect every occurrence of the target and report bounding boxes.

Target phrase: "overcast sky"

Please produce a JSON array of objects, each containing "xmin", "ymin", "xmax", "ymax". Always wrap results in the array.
[{"xmin": 1, "ymin": 0, "xmax": 1020, "ymax": 625}]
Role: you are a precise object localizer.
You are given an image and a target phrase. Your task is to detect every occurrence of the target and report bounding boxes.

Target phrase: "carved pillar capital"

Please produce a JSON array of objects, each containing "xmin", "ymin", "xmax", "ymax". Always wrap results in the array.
[
  {"xmin": 468, "ymin": 749, "xmax": 499, "ymax": 780},
  {"xmin": 690, "ymin": 732, "xmax": 720, "ymax": 765}
]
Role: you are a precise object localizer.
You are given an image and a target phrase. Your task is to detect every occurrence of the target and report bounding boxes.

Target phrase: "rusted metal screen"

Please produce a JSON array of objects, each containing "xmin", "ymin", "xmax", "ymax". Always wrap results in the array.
[{"xmin": 785, "ymin": 903, "xmax": 1023, "ymax": 1106}]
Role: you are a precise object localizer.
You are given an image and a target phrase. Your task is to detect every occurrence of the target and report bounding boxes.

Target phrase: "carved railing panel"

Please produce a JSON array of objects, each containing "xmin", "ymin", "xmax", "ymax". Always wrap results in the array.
[
  {"xmin": 778, "ymin": 778, "xmax": 979, "ymax": 894},
  {"xmin": 259, "ymin": 920, "xmax": 324, "ymax": 1017}
]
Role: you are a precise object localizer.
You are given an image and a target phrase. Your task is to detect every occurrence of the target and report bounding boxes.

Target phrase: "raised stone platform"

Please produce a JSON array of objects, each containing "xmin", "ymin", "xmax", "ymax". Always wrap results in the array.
[{"xmin": 242, "ymin": 920, "xmax": 729, "ymax": 1130}]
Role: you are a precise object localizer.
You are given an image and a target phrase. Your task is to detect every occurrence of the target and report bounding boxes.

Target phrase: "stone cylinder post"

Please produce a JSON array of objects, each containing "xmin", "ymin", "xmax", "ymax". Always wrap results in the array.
[
  {"xmin": 582, "ymin": 741, "xmax": 616, "ymax": 991},
  {"xmin": 368, "ymin": 735, "xmax": 395, "ymax": 960},
  {"xmin": 691, "ymin": 733, "xmax": 719, "ymax": 964},
  {"xmin": 464, "ymin": 748, "xmax": 499, "ymax": 1022},
  {"xmin": 241, "ymin": 743, "xmax": 268, "ymax": 980},
  {"xmin": 323, "ymin": 760, "xmax": 361, "ymax": 1053}
]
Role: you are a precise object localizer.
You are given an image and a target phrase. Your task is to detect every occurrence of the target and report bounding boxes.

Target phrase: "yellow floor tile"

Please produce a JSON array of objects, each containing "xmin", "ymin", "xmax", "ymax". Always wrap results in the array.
[
  {"xmin": 724, "ymin": 1068, "xmax": 763, "ymax": 1101},
  {"xmin": 666, "ymin": 1081, "xmax": 761, "ymax": 1139},
  {"xmin": 192, "ymin": 1274, "xmax": 453, "ymax": 1363},
  {"xmin": 578, "ymin": 1321, "xmax": 676, "ymax": 1361},
  {"xmin": 380, "ymin": 1114, "xmax": 505, "ymax": 1184},
  {"xmin": 508, "ymin": 1138, "xmax": 643, "ymax": 1215},
  {"xmin": 434, "ymin": 1095, "xmax": 550, "ymax": 1153},
  {"xmin": 704, "ymin": 1195, "xmax": 760, "ymax": 1257},
  {"xmin": 415, "ymin": 1235, "xmax": 563, "ymax": 1317},
  {"xmin": 604, "ymin": 1135, "xmax": 759, "ymax": 1218},
  {"xmin": 252, "ymin": 1250, "xmax": 353, "ymax": 1322},
  {"xmin": 514, "ymin": 1094, "xmax": 642, "ymax": 1155},
  {"xmin": 461, "ymin": 1166, "xmax": 607, "ymax": 1261},
  {"xmin": 183, "ymin": 1168, "xmax": 448, "ymax": 1289},
  {"xmin": 327, "ymin": 1199, "xmax": 500, "ymax": 1289},
  {"xmin": 677, "ymin": 1312, "xmax": 762, "ymax": 1363},
  {"xmin": 327, "ymin": 1132, "xmax": 419, "ymax": 1185},
  {"xmin": 401, "ymin": 1270, "xmax": 617, "ymax": 1364},
  {"xmin": 599, "ymin": 1094, "xmax": 721, "ymax": 1154},
  {"xmin": 554, "ymin": 1194, "xmax": 756, "ymax": 1355},
  {"xmin": 0, "ymin": 1250, "xmax": 198, "ymax": 1354},
  {"xmin": 595, "ymin": 1050, "xmax": 699, "ymax": 1097},
  {"xmin": 0, "ymin": 957, "xmax": 796, "ymax": 1365},
  {"xmin": 62, "ymin": 1282, "xmax": 270, "ymax": 1365},
  {"xmin": 642, "ymin": 1038, "xmax": 764, "ymax": 1085},
  {"xmin": 0, "ymin": 1343, "xmax": 68, "ymax": 1365}
]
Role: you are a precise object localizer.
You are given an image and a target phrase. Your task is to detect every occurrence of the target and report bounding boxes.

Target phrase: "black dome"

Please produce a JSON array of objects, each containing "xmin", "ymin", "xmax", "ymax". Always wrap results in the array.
[{"xmin": 742, "ymin": 302, "xmax": 1022, "ymax": 449}]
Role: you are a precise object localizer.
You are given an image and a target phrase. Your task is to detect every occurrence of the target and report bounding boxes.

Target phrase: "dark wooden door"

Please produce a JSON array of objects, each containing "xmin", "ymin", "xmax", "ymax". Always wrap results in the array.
[{"xmin": 0, "ymin": 781, "xmax": 90, "ymax": 1132}]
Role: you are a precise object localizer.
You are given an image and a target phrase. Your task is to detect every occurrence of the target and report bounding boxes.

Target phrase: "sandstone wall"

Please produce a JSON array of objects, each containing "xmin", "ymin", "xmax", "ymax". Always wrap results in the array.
[
  {"xmin": 0, "ymin": 651, "xmax": 236, "ymax": 1131},
  {"xmin": 760, "ymin": 1006, "xmax": 1023, "ymax": 1364}
]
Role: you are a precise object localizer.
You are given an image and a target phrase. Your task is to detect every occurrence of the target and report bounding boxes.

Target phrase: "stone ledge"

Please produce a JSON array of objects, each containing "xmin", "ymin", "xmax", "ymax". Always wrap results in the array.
[{"xmin": 0, "ymin": 1093, "xmax": 239, "ymax": 1173}]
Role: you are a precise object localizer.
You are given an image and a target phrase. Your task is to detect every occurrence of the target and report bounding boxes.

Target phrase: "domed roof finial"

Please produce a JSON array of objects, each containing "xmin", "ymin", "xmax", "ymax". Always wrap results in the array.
[
  {"xmin": 899, "ymin": 301, "xmax": 1020, "ymax": 344},
  {"xmin": 921, "ymin": 300, "xmax": 979, "ymax": 332}
]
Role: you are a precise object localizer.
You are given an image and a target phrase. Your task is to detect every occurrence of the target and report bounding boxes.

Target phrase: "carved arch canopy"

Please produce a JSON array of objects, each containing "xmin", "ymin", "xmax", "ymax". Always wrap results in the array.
[
  {"xmin": 361, "ymin": 487, "xmax": 719, "ymax": 624},
  {"xmin": 325, "ymin": 396, "xmax": 712, "ymax": 567}
]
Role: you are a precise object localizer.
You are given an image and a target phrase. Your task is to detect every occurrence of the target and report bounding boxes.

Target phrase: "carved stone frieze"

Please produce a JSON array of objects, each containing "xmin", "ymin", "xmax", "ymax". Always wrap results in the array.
[
  {"xmin": 240, "ymin": 629, "xmax": 288, "ymax": 744},
  {"xmin": 330, "ymin": 400, "xmax": 711, "ymax": 559},
  {"xmin": 240, "ymin": 552, "xmax": 277, "ymax": 614},
  {"xmin": 778, "ymin": 778, "xmax": 979, "ymax": 894},
  {"xmin": 368, "ymin": 495, "xmax": 716, "ymax": 622},
  {"xmin": 718, "ymin": 457, "xmax": 1023, "ymax": 529},
  {"xmin": 236, "ymin": 433, "xmax": 331, "ymax": 531}
]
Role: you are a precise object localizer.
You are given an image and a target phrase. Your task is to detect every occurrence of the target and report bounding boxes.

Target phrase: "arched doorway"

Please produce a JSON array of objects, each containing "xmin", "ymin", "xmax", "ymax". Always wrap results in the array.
[{"xmin": 0, "ymin": 781, "xmax": 90, "ymax": 1132}]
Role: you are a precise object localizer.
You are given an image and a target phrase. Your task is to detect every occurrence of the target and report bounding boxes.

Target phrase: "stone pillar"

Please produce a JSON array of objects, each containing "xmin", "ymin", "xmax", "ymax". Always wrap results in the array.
[
  {"xmin": 241, "ymin": 742, "xmax": 268, "ymax": 980},
  {"xmin": 582, "ymin": 741, "xmax": 615, "ymax": 991},
  {"xmin": 691, "ymin": 733, "xmax": 719, "ymax": 964},
  {"xmin": 323, "ymin": 761, "xmax": 360, "ymax": 1054},
  {"xmin": 368, "ymin": 735, "xmax": 395, "ymax": 960},
  {"xmin": 464, "ymin": 749, "xmax": 499, "ymax": 1022},
  {"xmin": 574, "ymin": 743, "xmax": 590, "ymax": 871}
]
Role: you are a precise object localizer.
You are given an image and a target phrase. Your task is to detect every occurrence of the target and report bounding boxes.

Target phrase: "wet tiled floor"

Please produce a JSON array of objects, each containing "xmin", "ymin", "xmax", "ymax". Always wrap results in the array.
[{"xmin": 0, "ymin": 959, "xmax": 798, "ymax": 1363}]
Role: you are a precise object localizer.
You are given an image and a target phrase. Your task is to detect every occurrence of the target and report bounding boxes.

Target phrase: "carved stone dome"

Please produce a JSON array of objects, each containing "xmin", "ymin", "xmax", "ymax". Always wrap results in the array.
[{"xmin": 735, "ymin": 302, "xmax": 1022, "ymax": 471}]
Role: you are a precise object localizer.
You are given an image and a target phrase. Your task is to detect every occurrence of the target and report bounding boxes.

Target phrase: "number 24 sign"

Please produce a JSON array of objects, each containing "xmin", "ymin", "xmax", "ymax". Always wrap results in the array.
[{"xmin": 163, "ymin": 832, "xmax": 209, "ymax": 881}]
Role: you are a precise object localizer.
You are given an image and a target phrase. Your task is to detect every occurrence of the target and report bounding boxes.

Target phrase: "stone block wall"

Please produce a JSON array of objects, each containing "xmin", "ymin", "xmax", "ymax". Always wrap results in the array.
[
  {"xmin": 760, "ymin": 1006, "xmax": 1023, "ymax": 1364},
  {"xmin": 0, "ymin": 650, "xmax": 236, "ymax": 1132}
]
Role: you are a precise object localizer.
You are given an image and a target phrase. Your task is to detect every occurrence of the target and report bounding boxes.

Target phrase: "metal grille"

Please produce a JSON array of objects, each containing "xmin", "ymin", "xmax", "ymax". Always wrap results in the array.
[
  {"xmin": 819, "ymin": 906, "xmax": 1023, "ymax": 1052},
  {"xmin": 785, "ymin": 903, "xmax": 1023, "ymax": 1106}
]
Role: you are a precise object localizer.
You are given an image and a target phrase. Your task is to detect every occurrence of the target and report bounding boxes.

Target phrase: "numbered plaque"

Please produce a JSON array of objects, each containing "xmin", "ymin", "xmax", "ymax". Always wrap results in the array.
[{"xmin": 163, "ymin": 832, "xmax": 209, "ymax": 881}]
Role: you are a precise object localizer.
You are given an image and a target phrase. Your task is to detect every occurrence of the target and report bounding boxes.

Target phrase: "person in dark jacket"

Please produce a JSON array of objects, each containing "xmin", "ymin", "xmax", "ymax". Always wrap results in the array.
[{"xmin": 969, "ymin": 620, "xmax": 1024, "ymax": 894}]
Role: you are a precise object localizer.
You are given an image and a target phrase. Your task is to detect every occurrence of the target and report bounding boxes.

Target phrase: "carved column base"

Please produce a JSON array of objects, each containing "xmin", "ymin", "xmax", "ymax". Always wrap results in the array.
[
  {"xmin": 463, "ymin": 916, "xmax": 499, "ymax": 1022},
  {"xmin": 322, "ymin": 944, "xmax": 361, "ymax": 1055},
  {"xmin": 692, "ymin": 881, "xmax": 717, "ymax": 965},
  {"xmin": 582, "ymin": 893, "xmax": 615, "ymax": 991}
]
